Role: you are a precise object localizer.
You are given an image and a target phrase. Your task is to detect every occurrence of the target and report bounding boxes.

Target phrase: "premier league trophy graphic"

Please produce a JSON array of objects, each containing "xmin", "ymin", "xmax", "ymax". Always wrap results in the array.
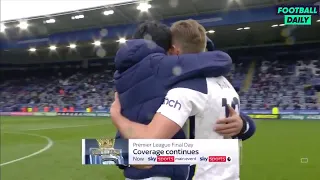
[{"xmin": 89, "ymin": 139, "xmax": 124, "ymax": 165}]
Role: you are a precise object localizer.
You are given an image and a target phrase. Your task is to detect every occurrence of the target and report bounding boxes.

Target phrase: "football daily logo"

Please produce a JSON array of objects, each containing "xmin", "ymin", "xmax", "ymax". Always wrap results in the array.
[{"xmin": 276, "ymin": 5, "xmax": 319, "ymax": 25}]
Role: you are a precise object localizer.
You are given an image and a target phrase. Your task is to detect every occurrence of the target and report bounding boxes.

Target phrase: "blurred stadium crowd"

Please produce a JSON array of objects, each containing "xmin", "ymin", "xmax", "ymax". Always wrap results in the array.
[
  {"xmin": 0, "ymin": 1, "xmax": 320, "ymax": 113},
  {"xmin": 241, "ymin": 59, "xmax": 319, "ymax": 110},
  {"xmin": 1, "ymin": 50, "xmax": 319, "ymax": 113},
  {"xmin": 0, "ymin": 67, "xmax": 115, "ymax": 112}
]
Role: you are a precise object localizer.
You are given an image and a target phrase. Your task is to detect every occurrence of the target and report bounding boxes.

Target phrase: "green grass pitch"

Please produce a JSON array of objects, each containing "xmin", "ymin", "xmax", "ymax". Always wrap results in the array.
[{"xmin": 1, "ymin": 116, "xmax": 320, "ymax": 180}]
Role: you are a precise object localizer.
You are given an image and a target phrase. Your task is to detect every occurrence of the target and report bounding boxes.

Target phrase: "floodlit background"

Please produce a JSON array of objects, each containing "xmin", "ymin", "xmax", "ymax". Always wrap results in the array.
[
  {"xmin": 0, "ymin": 0, "xmax": 320, "ymax": 180},
  {"xmin": 0, "ymin": 0, "xmax": 135, "ymax": 22}
]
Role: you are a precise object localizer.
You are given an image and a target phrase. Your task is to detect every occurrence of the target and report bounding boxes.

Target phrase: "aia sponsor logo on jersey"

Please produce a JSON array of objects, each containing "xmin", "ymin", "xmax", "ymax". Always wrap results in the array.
[{"xmin": 163, "ymin": 97, "xmax": 181, "ymax": 110}]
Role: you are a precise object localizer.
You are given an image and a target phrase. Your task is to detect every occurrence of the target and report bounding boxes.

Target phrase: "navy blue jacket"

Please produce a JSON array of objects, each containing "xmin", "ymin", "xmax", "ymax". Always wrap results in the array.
[{"xmin": 114, "ymin": 39, "xmax": 255, "ymax": 179}]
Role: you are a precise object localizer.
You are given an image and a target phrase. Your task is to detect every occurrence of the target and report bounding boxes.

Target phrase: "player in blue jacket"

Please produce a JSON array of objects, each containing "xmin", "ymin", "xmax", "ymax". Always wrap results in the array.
[{"xmin": 113, "ymin": 21, "xmax": 255, "ymax": 180}]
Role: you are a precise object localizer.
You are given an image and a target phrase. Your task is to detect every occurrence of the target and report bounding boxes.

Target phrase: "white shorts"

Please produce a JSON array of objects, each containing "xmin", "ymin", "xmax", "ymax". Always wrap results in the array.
[{"xmin": 125, "ymin": 177, "xmax": 170, "ymax": 180}]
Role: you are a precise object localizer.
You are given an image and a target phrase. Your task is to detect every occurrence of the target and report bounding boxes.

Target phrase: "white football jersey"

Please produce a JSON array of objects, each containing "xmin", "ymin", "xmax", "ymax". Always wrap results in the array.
[{"xmin": 157, "ymin": 76, "xmax": 240, "ymax": 180}]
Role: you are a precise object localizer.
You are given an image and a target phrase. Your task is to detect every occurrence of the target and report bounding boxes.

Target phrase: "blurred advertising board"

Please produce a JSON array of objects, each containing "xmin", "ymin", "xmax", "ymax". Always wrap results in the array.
[
  {"xmin": 56, "ymin": 112, "xmax": 109, "ymax": 117},
  {"xmin": 280, "ymin": 115, "xmax": 320, "ymax": 120},
  {"xmin": 248, "ymin": 114, "xmax": 279, "ymax": 119},
  {"xmin": 0, "ymin": 112, "xmax": 11, "ymax": 116},
  {"xmin": 10, "ymin": 112, "xmax": 33, "ymax": 116},
  {"xmin": 96, "ymin": 113, "xmax": 110, "ymax": 117},
  {"xmin": 33, "ymin": 112, "xmax": 57, "ymax": 116}
]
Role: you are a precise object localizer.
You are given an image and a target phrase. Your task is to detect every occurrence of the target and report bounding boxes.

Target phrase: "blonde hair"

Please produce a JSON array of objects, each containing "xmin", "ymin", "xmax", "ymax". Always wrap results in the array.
[{"xmin": 170, "ymin": 19, "xmax": 206, "ymax": 54}]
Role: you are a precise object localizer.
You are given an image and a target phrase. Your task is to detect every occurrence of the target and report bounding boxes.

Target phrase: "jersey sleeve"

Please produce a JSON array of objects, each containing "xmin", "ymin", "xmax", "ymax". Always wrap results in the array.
[{"xmin": 156, "ymin": 88, "xmax": 207, "ymax": 128}]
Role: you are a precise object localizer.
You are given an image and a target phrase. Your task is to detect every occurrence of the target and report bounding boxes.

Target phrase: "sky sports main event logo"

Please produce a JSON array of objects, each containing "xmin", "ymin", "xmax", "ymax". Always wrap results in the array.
[
  {"xmin": 149, "ymin": 156, "xmax": 196, "ymax": 162},
  {"xmin": 276, "ymin": 5, "xmax": 319, "ymax": 25}
]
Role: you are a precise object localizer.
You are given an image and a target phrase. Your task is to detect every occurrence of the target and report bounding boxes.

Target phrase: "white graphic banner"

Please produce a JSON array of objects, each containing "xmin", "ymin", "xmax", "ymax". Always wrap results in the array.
[{"xmin": 128, "ymin": 139, "xmax": 239, "ymax": 165}]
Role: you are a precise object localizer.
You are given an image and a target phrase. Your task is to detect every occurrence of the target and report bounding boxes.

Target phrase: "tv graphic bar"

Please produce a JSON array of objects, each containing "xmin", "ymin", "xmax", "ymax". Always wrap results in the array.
[
  {"xmin": 82, "ymin": 138, "xmax": 128, "ymax": 165},
  {"xmin": 82, "ymin": 139, "xmax": 239, "ymax": 166},
  {"xmin": 128, "ymin": 139, "xmax": 240, "ymax": 165}
]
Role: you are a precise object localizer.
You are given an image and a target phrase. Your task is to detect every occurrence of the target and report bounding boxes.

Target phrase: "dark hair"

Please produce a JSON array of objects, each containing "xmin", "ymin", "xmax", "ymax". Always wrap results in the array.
[{"xmin": 132, "ymin": 21, "xmax": 172, "ymax": 51}]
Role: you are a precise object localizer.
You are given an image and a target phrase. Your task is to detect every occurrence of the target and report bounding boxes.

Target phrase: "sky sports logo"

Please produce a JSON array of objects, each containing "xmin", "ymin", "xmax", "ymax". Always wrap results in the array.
[
  {"xmin": 163, "ymin": 98, "xmax": 181, "ymax": 110},
  {"xmin": 148, "ymin": 156, "xmax": 175, "ymax": 162},
  {"xmin": 200, "ymin": 156, "xmax": 231, "ymax": 162}
]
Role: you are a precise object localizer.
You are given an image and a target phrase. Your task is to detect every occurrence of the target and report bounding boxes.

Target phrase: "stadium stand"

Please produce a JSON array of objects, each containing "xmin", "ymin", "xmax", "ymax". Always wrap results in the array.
[
  {"xmin": 0, "ymin": 1, "xmax": 319, "ymax": 115},
  {"xmin": 1, "ymin": 55, "xmax": 319, "ymax": 113},
  {"xmin": 0, "ymin": 66, "xmax": 115, "ymax": 112},
  {"xmin": 2, "ymin": 1, "xmax": 320, "ymax": 180},
  {"xmin": 241, "ymin": 59, "xmax": 319, "ymax": 110}
]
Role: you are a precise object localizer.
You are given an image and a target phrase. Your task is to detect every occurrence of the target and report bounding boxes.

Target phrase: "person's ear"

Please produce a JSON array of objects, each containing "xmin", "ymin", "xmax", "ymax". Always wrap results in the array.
[
  {"xmin": 170, "ymin": 45, "xmax": 181, "ymax": 55},
  {"xmin": 167, "ymin": 46, "xmax": 175, "ymax": 55}
]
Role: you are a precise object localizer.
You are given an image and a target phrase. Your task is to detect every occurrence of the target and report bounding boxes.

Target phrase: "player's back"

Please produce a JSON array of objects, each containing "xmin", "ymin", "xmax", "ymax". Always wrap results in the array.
[
  {"xmin": 193, "ymin": 76, "xmax": 240, "ymax": 180},
  {"xmin": 194, "ymin": 76, "xmax": 240, "ymax": 139}
]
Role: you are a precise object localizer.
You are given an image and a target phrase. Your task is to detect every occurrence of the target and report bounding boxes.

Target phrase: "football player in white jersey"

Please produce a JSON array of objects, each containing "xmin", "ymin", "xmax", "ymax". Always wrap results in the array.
[{"xmin": 111, "ymin": 20, "xmax": 241, "ymax": 180}]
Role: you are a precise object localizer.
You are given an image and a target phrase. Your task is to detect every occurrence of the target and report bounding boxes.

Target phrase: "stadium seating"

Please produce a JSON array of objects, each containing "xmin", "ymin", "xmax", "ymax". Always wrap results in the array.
[
  {"xmin": 0, "ymin": 58, "xmax": 319, "ymax": 112},
  {"xmin": 241, "ymin": 59, "xmax": 319, "ymax": 110},
  {"xmin": 0, "ymin": 68, "xmax": 114, "ymax": 112}
]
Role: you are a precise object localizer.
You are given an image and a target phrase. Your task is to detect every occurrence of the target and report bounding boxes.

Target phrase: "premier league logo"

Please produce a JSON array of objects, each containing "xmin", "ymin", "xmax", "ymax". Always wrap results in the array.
[{"xmin": 89, "ymin": 139, "xmax": 124, "ymax": 165}]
